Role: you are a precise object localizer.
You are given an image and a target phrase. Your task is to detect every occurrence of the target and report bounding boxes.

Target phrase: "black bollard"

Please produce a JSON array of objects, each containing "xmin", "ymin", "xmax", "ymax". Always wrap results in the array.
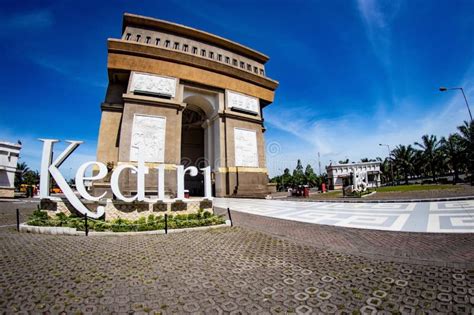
[
  {"xmin": 16, "ymin": 208, "xmax": 20, "ymax": 232},
  {"xmin": 227, "ymin": 207, "xmax": 233, "ymax": 227},
  {"xmin": 84, "ymin": 214, "xmax": 89, "ymax": 236},
  {"xmin": 164, "ymin": 213, "xmax": 168, "ymax": 234}
]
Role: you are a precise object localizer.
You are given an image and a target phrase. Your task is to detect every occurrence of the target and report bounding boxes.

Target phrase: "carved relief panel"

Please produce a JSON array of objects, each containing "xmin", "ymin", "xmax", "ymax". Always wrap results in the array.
[
  {"xmin": 226, "ymin": 90, "xmax": 259, "ymax": 114},
  {"xmin": 129, "ymin": 114, "xmax": 166, "ymax": 162},
  {"xmin": 234, "ymin": 128, "xmax": 258, "ymax": 167},
  {"xmin": 129, "ymin": 72, "xmax": 177, "ymax": 98}
]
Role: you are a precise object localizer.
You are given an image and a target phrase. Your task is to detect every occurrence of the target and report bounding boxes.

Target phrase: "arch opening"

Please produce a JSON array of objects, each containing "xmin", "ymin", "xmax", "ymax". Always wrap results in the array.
[{"xmin": 181, "ymin": 106, "xmax": 206, "ymax": 197}]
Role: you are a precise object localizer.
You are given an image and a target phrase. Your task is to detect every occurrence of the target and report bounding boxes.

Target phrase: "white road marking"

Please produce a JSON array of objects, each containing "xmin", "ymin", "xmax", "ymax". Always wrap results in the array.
[{"xmin": 215, "ymin": 198, "xmax": 474, "ymax": 233}]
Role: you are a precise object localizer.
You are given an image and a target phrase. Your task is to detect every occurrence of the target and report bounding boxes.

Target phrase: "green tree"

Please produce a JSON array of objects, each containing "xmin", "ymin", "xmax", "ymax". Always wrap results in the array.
[
  {"xmin": 412, "ymin": 150, "xmax": 425, "ymax": 179},
  {"xmin": 440, "ymin": 134, "xmax": 464, "ymax": 184},
  {"xmin": 380, "ymin": 157, "xmax": 391, "ymax": 184},
  {"xmin": 457, "ymin": 120, "xmax": 474, "ymax": 185},
  {"xmin": 391, "ymin": 145, "xmax": 415, "ymax": 185},
  {"xmin": 338, "ymin": 158, "xmax": 349, "ymax": 164},
  {"xmin": 292, "ymin": 160, "xmax": 305, "ymax": 186},
  {"xmin": 281, "ymin": 168, "xmax": 292, "ymax": 189},
  {"xmin": 23, "ymin": 170, "xmax": 40, "ymax": 186},
  {"xmin": 415, "ymin": 134, "xmax": 441, "ymax": 182},
  {"xmin": 304, "ymin": 164, "xmax": 320, "ymax": 187},
  {"xmin": 14, "ymin": 162, "xmax": 29, "ymax": 188}
]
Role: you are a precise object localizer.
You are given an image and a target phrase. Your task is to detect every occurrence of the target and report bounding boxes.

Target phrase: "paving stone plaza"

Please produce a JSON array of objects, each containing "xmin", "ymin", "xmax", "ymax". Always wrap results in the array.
[
  {"xmin": 1, "ymin": 200, "xmax": 473, "ymax": 314},
  {"xmin": 215, "ymin": 198, "xmax": 474, "ymax": 233}
]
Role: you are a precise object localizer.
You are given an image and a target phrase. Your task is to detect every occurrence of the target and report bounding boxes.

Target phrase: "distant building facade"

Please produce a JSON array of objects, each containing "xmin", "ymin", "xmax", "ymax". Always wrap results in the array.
[
  {"xmin": 94, "ymin": 14, "xmax": 278, "ymax": 198},
  {"xmin": 0, "ymin": 141, "xmax": 21, "ymax": 198},
  {"xmin": 327, "ymin": 162, "xmax": 381, "ymax": 190}
]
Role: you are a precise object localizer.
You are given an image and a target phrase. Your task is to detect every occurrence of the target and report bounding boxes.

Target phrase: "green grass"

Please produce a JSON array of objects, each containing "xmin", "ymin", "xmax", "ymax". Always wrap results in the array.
[
  {"xmin": 321, "ymin": 191, "xmax": 342, "ymax": 197},
  {"xmin": 375, "ymin": 184, "xmax": 458, "ymax": 192}
]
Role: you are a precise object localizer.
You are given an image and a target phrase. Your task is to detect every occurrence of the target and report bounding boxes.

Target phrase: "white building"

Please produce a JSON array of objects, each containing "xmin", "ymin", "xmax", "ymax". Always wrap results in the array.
[
  {"xmin": 327, "ymin": 161, "xmax": 381, "ymax": 190},
  {"xmin": 0, "ymin": 141, "xmax": 22, "ymax": 198}
]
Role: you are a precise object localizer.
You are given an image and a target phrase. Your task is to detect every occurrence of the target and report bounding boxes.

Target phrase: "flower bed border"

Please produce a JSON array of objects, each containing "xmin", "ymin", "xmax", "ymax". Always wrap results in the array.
[{"xmin": 19, "ymin": 221, "xmax": 231, "ymax": 236}]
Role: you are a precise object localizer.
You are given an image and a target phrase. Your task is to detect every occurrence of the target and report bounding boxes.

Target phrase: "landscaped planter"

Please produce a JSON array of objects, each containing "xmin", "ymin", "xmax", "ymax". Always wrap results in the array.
[
  {"xmin": 41, "ymin": 198, "xmax": 213, "ymax": 221},
  {"xmin": 19, "ymin": 222, "xmax": 230, "ymax": 236},
  {"xmin": 25, "ymin": 208, "xmax": 226, "ymax": 234}
]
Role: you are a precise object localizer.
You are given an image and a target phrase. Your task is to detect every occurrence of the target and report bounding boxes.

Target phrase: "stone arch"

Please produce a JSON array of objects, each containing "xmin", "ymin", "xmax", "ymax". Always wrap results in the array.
[
  {"xmin": 180, "ymin": 88, "xmax": 220, "ymax": 197},
  {"xmin": 182, "ymin": 89, "xmax": 217, "ymax": 119}
]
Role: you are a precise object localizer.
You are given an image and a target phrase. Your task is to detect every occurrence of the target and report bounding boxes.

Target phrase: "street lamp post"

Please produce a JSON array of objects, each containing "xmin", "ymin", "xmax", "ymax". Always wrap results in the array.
[
  {"xmin": 439, "ymin": 87, "xmax": 473, "ymax": 121},
  {"xmin": 379, "ymin": 143, "xmax": 394, "ymax": 186}
]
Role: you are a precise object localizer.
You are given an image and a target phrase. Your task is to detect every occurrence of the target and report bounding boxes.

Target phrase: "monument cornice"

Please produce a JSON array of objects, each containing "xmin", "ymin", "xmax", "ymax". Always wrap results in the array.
[
  {"xmin": 107, "ymin": 39, "xmax": 279, "ymax": 92},
  {"xmin": 219, "ymin": 110, "xmax": 263, "ymax": 125},
  {"xmin": 217, "ymin": 167, "xmax": 268, "ymax": 174},
  {"xmin": 122, "ymin": 93, "xmax": 186, "ymax": 111},
  {"xmin": 101, "ymin": 102, "xmax": 123, "ymax": 112},
  {"xmin": 122, "ymin": 13, "xmax": 270, "ymax": 63}
]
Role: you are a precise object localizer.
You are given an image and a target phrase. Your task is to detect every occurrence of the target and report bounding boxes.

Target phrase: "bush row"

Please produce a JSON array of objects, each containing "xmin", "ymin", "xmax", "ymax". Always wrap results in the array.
[{"xmin": 27, "ymin": 209, "xmax": 226, "ymax": 232}]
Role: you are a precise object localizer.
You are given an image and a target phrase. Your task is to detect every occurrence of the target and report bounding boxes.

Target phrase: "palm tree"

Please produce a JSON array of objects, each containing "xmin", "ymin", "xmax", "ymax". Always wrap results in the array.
[
  {"xmin": 380, "ymin": 157, "xmax": 391, "ymax": 184},
  {"xmin": 415, "ymin": 134, "xmax": 441, "ymax": 182},
  {"xmin": 14, "ymin": 162, "xmax": 30, "ymax": 188},
  {"xmin": 440, "ymin": 134, "xmax": 464, "ymax": 184},
  {"xmin": 457, "ymin": 120, "xmax": 474, "ymax": 185},
  {"xmin": 391, "ymin": 145, "xmax": 415, "ymax": 185},
  {"xmin": 24, "ymin": 170, "xmax": 40, "ymax": 186},
  {"xmin": 411, "ymin": 150, "xmax": 424, "ymax": 179}
]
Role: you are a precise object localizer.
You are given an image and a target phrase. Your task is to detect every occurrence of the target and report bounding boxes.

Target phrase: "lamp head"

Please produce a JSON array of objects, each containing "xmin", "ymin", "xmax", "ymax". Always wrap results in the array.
[{"xmin": 439, "ymin": 87, "xmax": 448, "ymax": 92}]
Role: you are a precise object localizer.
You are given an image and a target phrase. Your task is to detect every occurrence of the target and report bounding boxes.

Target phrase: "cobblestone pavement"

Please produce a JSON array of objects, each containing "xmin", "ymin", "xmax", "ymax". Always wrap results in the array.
[
  {"xmin": 1, "ymin": 202, "xmax": 474, "ymax": 314},
  {"xmin": 214, "ymin": 208, "xmax": 474, "ymax": 269},
  {"xmin": 214, "ymin": 198, "xmax": 474, "ymax": 233}
]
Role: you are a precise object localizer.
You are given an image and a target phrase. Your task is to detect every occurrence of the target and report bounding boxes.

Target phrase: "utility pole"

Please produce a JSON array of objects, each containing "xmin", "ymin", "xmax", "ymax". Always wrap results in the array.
[
  {"xmin": 439, "ymin": 87, "xmax": 472, "ymax": 121},
  {"xmin": 318, "ymin": 152, "xmax": 321, "ymax": 175}
]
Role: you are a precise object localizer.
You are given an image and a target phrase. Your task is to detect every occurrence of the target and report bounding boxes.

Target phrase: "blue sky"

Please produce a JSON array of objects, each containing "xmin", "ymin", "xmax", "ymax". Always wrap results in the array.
[{"xmin": 1, "ymin": 0, "xmax": 473, "ymax": 177}]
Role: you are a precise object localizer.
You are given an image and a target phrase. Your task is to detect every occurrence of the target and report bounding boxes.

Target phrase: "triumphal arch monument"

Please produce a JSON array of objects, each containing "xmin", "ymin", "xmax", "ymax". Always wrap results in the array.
[{"xmin": 95, "ymin": 13, "xmax": 279, "ymax": 198}]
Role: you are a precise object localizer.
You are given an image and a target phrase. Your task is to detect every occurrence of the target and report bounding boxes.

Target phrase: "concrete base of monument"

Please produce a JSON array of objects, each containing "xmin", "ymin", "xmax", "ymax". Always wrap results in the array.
[
  {"xmin": 40, "ymin": 197, "xmax": 213, "ymax": 221},
  {"xmin": 0, "ymin": 187, "xmax": 15, "ymax": 198},
  {"xmin": 232, "ymin": 184, "xmax": 271, "ymax": 198}
]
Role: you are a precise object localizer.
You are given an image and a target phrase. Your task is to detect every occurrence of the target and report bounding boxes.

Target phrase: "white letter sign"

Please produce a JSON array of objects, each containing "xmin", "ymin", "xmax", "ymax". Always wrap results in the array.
[
  {"xmin": 39, "ymin": 139, "xmax": 213, "ymax": 217},
  {"xmin": 39, "ymin": 139, "xmax": 105, "ymax": 219}
]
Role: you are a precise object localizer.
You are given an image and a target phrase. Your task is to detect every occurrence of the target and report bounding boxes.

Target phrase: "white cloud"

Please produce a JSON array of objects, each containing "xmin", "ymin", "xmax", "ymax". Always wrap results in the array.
[
  {"xmin": 3, "ymin": 9, "xmax": 53, "ymax": 32},
  {"xmin": 356, "ymin": 0, "xmax": 401, "ymax": 67},
  {"xmin": 265, "ymin": 79, "xmax": 473, "ymax": 177},
  {"xmin": 28, "ymin": 54, "xmax": 107, "ymax": 88}
]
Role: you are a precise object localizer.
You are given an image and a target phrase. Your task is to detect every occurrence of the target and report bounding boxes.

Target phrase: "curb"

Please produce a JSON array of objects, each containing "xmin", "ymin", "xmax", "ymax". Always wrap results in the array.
[
  {"xmin": 19, "ymin": 222, "xmax": 231, "ymax": 236},
  {"xmin": 282, "ymin": 195, "xmax": 474, "ymax": 203},
  {"xmin": 0, "ymin": 198, "xmax": 40, "ymax": 203}
]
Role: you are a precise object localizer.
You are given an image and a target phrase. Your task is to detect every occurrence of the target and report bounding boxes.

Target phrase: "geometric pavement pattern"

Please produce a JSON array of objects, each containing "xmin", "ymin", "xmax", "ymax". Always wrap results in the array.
[
  {"xmin": 215, "ymin": 198, "xmax": 474, "ymax": 233},
  {"xmin": 0, "ymin": 202, "xmax": 472, "ymax": 314}
]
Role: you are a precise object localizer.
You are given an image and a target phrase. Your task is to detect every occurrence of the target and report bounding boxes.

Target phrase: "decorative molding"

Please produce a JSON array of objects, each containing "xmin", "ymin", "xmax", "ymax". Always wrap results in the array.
[
  {"xmin": 117, "ymin": 162, "xmax": 177, "ymax": 171},
  {"xmin": 129, "ymin": 114, "xmax": 166, "ymax": 163},
  {"xmin": 234, "ymin": 128, "xmax": 258, "ymax": 167},
  {"xmin": 219, "ymin": 111, "xmax": 262, "ymax": 125},
  {"xmin": 101, "ymin": 102, "xmax": 124, "ymax": 112},
  {"xmin": 122, "ymin": 94, "xmax": 186, "ymax": 111},
  {"xmin": 129, "ymin": 72, "xmax": 177, "ymax": 98},
  {"xmin": 226, "ymin": 90, "xmax": 259, "ymax": 114},
  {"xmin": 217, "ymin": 167, "xmax": 267, "ymax": 173}
]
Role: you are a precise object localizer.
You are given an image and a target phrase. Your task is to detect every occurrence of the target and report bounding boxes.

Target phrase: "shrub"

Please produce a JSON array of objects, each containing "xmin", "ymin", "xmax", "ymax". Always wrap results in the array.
[{"xmin": 27, "ymin": 210, "xmax": 225, "ymax": 232}]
